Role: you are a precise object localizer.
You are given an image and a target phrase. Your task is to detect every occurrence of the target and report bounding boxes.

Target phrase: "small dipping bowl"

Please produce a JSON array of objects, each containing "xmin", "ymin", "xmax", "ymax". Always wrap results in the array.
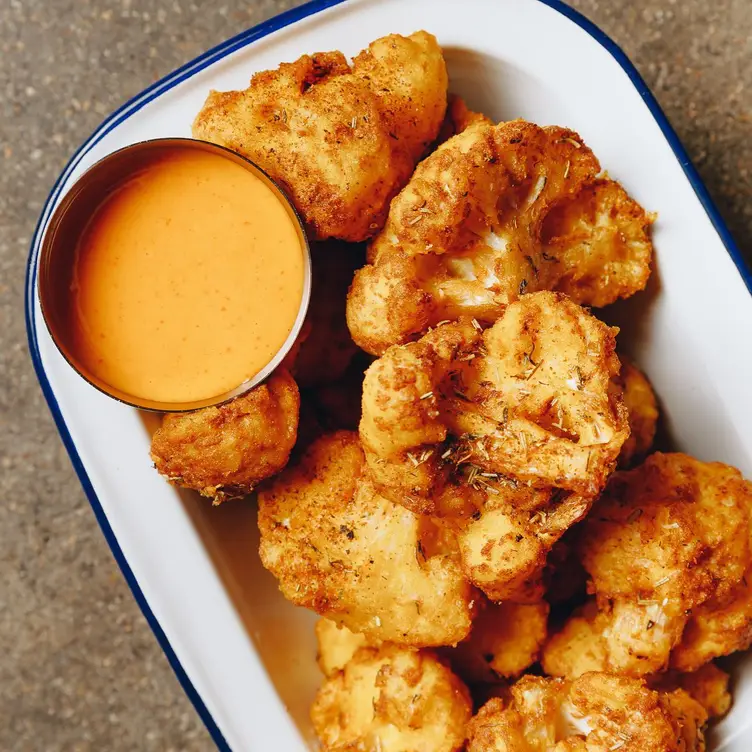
[{"xmin": 38, "ymin": 138, "xmax": 311, "ymax": 412}]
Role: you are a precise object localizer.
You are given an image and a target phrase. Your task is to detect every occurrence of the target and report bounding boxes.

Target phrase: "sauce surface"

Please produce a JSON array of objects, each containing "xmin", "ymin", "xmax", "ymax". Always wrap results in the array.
[{"xmin": 69, "ymin": 147, "xmax": 305, "ymax": 403}]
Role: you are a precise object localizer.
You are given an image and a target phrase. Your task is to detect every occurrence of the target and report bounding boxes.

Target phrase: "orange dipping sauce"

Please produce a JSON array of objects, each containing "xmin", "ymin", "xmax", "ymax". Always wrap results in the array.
[{"xmin": 45, "ymin": 142, "xmax": 307, "ymax": 406}]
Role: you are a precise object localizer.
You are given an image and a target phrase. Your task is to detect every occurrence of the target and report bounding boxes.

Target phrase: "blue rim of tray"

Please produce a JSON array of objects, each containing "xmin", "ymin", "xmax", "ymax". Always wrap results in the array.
[{"xmin": 24, "ymin": 0, "xmax": 752, "ymax": 749}]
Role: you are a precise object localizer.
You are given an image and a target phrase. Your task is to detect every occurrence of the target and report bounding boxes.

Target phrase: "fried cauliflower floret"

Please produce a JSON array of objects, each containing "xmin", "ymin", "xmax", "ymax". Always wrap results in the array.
[
  {"xmin": 193, "ymin": 32, "xmax": 447, "ymax": 242},
  {"xmin": 358, "ymin": 319, "xmax": 477, "ymax": 513},
  {"xmin": 349, "ymin": 33, "xmax": 448, "ymax": 164},
  {"xmin": 292, "ymin": 241, "xmax": 363, "ymax": 389},
  {"xmin": 359, "ymin": 292, "xmax": 626, "ymax": 600},
  {"xmin": 539, "ymin": 179, "xmax": 655, "ymax": 308},
  {"xmin": 311, "ymin": 646, "xmax": 472, "ymax": 752},
  {"xmin": 466, "ymin": 673, "xmax": 707, "ymax": 752},
  {"xmin": 150, "ymin": 369, "xmax": 299, "ymax": 503},
  {"xmin": 257, "ymin": 431, "xmax": 476, "ymax": 646},
  {"xmin": 314, "ymin": 599, "xmax": 546, "ymax": 688},
  {"xmin": 545, "ymin": 453, "xmax": 752, "ymax": 677},
  {"xmin": 459, "ymin": 294, "xmax": 627, "ymax": 494},
  {"xmin": 544, "ymin": 587, "xmax": 749, "ymax": 694},
  {"xmin": 610, "ymin": 357, "xmax": 659, "ymax": 468},
  {"xmin": 455, "ymin": 482, "xmax": 592, "ymax": 602},
  {"xmin": 542, "ymin": 600, "xmax": 609, "ymax": 679},
  {"xmin": 316, "ymin": 618, "xmax": 374, "ymax": 678},
  {"xmin": 361, "ymin": 292, "xmax": 627, "ymax": 507},
  {"xmin": 442, "ymin": 600, "xmax": 549, "ymax": 684},
  {"xmin": 347, "ymin": 119, "xmax": 653, "ymax": 354},
  {"xmin": 670, "ymin": 567, "xmax": 752, "ymax": 672},
  {"xmin": 650, "ymin": 663, "xmax": 732, "ymax": 720}
]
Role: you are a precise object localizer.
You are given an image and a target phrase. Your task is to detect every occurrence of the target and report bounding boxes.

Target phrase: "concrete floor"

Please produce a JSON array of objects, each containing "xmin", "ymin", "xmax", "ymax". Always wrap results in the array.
[{"xmin": 1, "ymin": 0, "xmax": 750, "ymax": 749}]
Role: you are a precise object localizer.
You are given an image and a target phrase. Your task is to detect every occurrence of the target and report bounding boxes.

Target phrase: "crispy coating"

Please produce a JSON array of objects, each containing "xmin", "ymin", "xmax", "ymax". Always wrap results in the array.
[
  {"xmin": 150, "ymin": 369, "xmax": 299, "ymax": 503},
  {"xmin": 441, "ymin": 600, "xmax": 549, "ymax": 683},
  {"xmin": 466, "ymin": 673, "xmax": 707, "ymax": 752},
  {"xmin": 292, "ymin": 241, "xmax": 364, "ymax": 389},
  {"xmin": 257, "ymin": 432, "xmax": 476, "ymax": 646},
  {"xmin": 542, "ymin": 600, "xmax": 610, "ymax": 679},
  {"xmin": 311, "ymin": 645, "xmax": 472, "ymax": 752},
  {"xmin": 347, "ymin": 119, "xmax": 653, "ymax": 354},
  {"xmin": 546, "ymin": 602, "xmax": 744, "ymax": 714},
  {"xmin": 455, "ymin": 482, "xmax": 592, "ymax": 603},
  {"xmin": 316, "ymin": 618, "xmax": 373, "ymax": 678},
  {"xmin": 670, "ymin": 567, "xmax": 752, "ymax": 672},
  {"xmin": 359, "ymin": 293, "xmax": 626, "ymax": 600},
  {"xmin": 544, "ymin": 453, "xmax": 752, "ymax": 677},
  {"xmin": 193, "ymin": 32, "xmax": 447, "ymax": 242},
  {"xmin": 350, "ymin": 33, "xmax": 448, "ymax": 164},
  {"xmin": 361, "ymin": 292, "xmax": 626, "ymax": 505},
  {"xmin": 314, "ymin": 598, "xmax": 546, "ymax": 687},
  {"xmin": 650, "ymin": 663, "xmax": 732, "ymax": 720},
  {"xmin": 463, "ymin": 295, "xmax": 626, "ymax": 494},
  {"xmin": 539, "ymin": 179, "xmax": 655, "ymax": 308},
  {"xmin": 611, "ymin": 357, "xmax": 659, "ymax": 468}
]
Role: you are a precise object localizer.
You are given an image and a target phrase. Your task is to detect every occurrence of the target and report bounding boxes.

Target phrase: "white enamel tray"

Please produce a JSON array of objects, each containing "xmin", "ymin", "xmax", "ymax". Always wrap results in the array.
[{"xmin": 26, "ymin": 0, "xmax": 752, "ymax": 749}]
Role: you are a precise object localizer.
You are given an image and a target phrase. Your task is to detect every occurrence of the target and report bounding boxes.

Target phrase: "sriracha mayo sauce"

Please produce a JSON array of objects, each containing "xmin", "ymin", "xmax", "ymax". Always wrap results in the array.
[{"xmin": 68, "ymin": 146, "xmax": 305, "ymax": 403}]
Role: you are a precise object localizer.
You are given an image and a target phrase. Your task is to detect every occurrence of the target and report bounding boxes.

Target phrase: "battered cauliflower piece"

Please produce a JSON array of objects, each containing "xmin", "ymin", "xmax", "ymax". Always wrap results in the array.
[
  {"xmin": 316, "ymin": 618, "xmax": 374, "ymax": 678},
  {"xmin": 539, "ymin": 179, "xmax": 655, "ymax": 308},
  {"xmin": 542, "ymin": 600, "xmax": 610, "ymax": 679},
  {"xmin": 650, "ymin": 663, "xmax": 732, "ymax": 720},
  {"xmin": 361, "ymin": 292, "xmax": 627, "ymax": 507},
  {"xmin": 545, "ymin": 453, "xmax": 752, "ymax": 677},
  {"xmin": 348, "ymin": 119, "xmax": 653, "ymax": 354},
  {"xmin": 314, "ymin": 598, "xmax": 547, "ymax": 685},
  {"xmin": 292, "ymin": 241, "xmax": 363, "ymax": 389},
  {"xmin": 193, "ymin": 32, "xmax": 447, "ymax": 242},
  {"xmin": 150, "ymin": 369, "xmax": 299, "ymax": 503},
  {"xmin": 466, "ymin": 673, "xmax": 707, "ymax": 752},
  {"xmin": 257, "ymin": 431, "xmax": 476, "ymax": 646},
  {"xmin": 311, "ymin": 645, "xmax": 472, "ymax": 752},
  {"xmin": 455, "ymin": 481, "xmax": 592, "ymax": 602},
  {"xmin": 442, "ymin": 600, "xmax": 549, "ymax": 683},
  {"xmin": 670, "ymin": 568, "xmax": 752, "ymax": 672},
  {"xmin": 610, "ymin": 357, "xmax": 659, "ymax": 468},
  {"xmin": 545, "ymin": 593, "xmax": 747, "ymax": 705},
  {"xmin": 359, "ymin": 292, "xmax": 627, "ymax": 600}
]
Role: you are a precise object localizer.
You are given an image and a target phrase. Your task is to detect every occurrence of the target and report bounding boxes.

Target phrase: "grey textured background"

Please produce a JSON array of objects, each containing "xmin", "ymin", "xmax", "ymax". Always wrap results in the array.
[{"xmin": 1, "ymin": 1, "xmax": 750, "ymax": 750}]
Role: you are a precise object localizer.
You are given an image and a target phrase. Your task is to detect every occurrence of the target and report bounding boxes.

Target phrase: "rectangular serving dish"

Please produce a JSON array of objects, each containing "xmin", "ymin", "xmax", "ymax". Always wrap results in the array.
[{"xmin": 26, "ymin": 0, "xmax": 752, "ymax": 749}]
